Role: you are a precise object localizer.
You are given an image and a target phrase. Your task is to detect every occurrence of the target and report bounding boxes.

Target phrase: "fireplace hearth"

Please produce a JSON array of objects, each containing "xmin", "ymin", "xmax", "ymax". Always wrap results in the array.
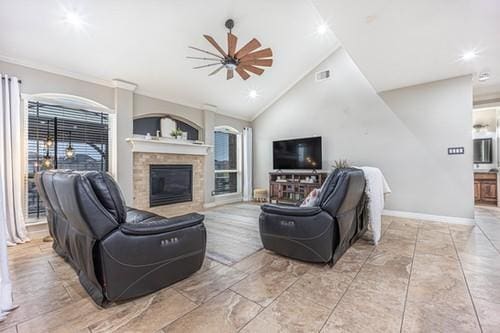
[{"xmin": 150, "ymin": 164, "xmax": 193, "ymax": 207}]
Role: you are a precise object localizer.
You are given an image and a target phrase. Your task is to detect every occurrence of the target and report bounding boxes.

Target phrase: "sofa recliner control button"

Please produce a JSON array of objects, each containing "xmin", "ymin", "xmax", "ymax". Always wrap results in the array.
[
  {"xmin": 161, "ymin": 237, "xmax": 179, "ymax": 246},
  {"xmin": 280, "ymin": 220, "xmax": 295, "ymax": 227}
]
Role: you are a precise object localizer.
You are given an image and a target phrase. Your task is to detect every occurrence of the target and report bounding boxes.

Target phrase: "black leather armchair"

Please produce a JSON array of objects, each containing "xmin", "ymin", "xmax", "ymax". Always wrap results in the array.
[
  {"xmin": 259, "ymin": 168, "xmax": 368, "ymax": 265},
  {"xmin": 35, "ymin": 170, "xmax": 206, "ymax": 305}
]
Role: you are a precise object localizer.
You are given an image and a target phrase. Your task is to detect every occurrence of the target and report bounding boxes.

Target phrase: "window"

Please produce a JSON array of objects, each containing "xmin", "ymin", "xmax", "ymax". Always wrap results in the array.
[
  {"xmin": 214, "ymin": 129, "xmax": 238, "ymax": 195},
  {"xmin": 27, "ymin": 101, "xmax": 109, "ymax": 219}
]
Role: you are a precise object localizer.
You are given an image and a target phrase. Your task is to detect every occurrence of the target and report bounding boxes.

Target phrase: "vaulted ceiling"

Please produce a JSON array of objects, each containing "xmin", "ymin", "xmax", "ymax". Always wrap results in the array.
[
  {"xmin": 0, "ymin": 0, "xmax": 339, "ymax": 120},
  {"xmin": 312, "ymin": 0, "xmax": 500, "ymax": 96}
]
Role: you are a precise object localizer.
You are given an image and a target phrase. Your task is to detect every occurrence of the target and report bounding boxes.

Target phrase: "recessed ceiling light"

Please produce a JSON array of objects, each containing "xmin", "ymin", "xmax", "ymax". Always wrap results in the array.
[
  {"xmin": 248, "ymin": 90, "xmax": 258, "ymax": 99},
  {"xmin": 63, "ymin": 9, "xmax": 85, "ymax": 30},
  {"xmin": 478, "ymin": 72, "xmax": 490, "ymax": 82},
  {"xmin": 461, "ymin": 50, "xmax": 478, "ymax": 61},
  {"xmin": 317, "ymin": 23, "xmax": 329, "ymax": 35}
]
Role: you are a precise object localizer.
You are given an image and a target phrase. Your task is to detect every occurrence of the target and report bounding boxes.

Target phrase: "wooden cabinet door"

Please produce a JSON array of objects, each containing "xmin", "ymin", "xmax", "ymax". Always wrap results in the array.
[
  {"xmin": 481, "ymin": 182, "xmax": 497, "ymax": 202},
  {"xmin": 474, "ymin": 181, "xmax": 481, "ymax": 202}
]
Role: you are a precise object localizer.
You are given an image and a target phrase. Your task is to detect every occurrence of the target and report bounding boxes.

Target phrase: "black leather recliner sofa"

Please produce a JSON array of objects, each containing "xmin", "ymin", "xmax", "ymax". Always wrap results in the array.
[
  {"xmin": 259, "ymin": 168, "xmax": 368, "ymax": 265},
  {"xmin": 35, "ymin": 170, "xmax": 206, "ymax": 305}
]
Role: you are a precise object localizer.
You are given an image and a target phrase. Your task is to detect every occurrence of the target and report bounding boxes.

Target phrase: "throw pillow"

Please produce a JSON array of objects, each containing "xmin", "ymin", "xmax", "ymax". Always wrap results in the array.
[{"xmin": 300, "ymin": 188, "xmax": 321, "ymax": 207}]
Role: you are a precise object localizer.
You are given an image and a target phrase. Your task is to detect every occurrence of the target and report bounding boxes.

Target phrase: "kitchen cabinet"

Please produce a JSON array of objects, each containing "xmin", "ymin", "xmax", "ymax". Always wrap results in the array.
[{"xmin": 474, "ymin": 172, "xmax": 497, "ymax": 205}]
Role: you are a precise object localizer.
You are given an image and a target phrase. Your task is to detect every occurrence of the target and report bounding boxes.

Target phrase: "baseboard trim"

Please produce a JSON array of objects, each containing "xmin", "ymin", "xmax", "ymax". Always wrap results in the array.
[
  {"xmin": 383, "ymin": 209, "xmax": 475, "ymax": 225},
  {"xmin": 203, "ymin": 197, "xmax": 243, "ymax": 209}
]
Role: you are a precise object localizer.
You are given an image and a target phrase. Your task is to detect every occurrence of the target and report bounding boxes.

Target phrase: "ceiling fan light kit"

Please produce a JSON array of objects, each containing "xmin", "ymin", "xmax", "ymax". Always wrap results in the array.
[{"xmin": 188, "ymin": 19, "xmax": 273, "ymax": 80}]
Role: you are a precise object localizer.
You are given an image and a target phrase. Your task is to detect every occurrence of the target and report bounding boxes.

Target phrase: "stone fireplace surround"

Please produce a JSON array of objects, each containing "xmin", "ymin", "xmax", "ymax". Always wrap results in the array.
[{"xmin": 128, "ymin": 137, "xmax": 211, "ymax": 217}]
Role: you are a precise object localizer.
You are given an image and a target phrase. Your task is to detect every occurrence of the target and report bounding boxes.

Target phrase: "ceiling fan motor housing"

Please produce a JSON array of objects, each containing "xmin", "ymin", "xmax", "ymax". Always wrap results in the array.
[{"xmin": 225, "ymin": 19, "xmax": 235, "ymax": 31}]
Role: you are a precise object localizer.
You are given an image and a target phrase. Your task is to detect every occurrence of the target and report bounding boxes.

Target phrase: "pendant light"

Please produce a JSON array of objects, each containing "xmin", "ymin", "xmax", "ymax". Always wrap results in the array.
[
  {"xmin": 45, "ymin": 120, "xmax": 54, "ymax": 148},
  {"xmin": 65, "ymin": 131, "xmax": 75, "ymax": 160},
  {"xmin": 41, "ymin": 119, "xmax": 53, "ymax": 169},
  {"xmin": 41, "ymin": 150, "xmax": 53, "ymax": 169}
]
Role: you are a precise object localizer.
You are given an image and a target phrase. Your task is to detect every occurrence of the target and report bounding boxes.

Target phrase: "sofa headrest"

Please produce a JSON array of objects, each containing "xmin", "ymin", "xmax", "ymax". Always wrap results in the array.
[
  {"xmin": 84, "ymin": 171, "xmax": 127, "ymax": 224},
  {"xmin": 319, "ymin": 168, "xmax": 366, "ymax": 215},
  {"xmin": 35, "ymin": 170, "xmax": 120, "ymax": 239}
]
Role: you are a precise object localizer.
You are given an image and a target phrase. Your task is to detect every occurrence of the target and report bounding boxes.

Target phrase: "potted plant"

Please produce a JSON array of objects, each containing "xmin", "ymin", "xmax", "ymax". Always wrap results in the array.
[
  {"xmin": 332, "ymin": 159, "xmax": 350, "ymax": 169},
  {"xmin": 170, "ymin": 128, "xmax": 183, "ymax": 140}
]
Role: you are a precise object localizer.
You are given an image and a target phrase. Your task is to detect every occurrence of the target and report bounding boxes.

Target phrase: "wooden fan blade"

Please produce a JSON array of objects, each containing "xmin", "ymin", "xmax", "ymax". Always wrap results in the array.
[
  {"xmin": 203, "ymin": 35, "xmax": 228, "ymax": 57},
  {"xmin": 209, "ymin": 65, "xmax": 224, "ymax": 76},
  {"xmin": 239, "ymin": 48, "xmax": 273, "ymax": 61},
  {"xmin": 187, "ymin": 56, "xmax": 223, "ymax": 61},
  {"xmin": 240, "ymin": 64, "xmax": 264, "ymax": 76},
  {"xmin": 235, "ymin": 67, "xmax": 250, "ymax": 80},
  {"xmin": 227, "ymin": 69, "xmax": 234, "ymax": 80},
  {"xmin": 239, "ymin": 58, "xmax": 273, "ymax": 67},
  {"xmin": 193, "ymin": 63, "xmax": 222, "ymax": 69},
  {"xmin": 228, "ymin": 33, "xmax": 237, "ymax": 57},
  {"xmin": 189, "ymin": 46, "xmax": 224, "ymax": 59},
  {"xmin": 234, "ymin": 38, "xmax": 261, "ymax": 59}
]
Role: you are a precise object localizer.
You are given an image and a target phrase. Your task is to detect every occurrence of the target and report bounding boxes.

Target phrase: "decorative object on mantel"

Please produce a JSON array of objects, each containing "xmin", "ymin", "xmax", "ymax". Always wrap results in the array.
[
  {"xmin": 160, "ymin": 117, "xmax": 176, "ymax": 137},
  {"xmin": 170, "ymin": 128, "xmax": 184, "ymax": 139},
  {"xmin": 188, "ymin": 19, "xmax": 273, "ymax": 80},
  {"xmin": 145, "ymin": 132, "xmax": 152, "ymax": 140}
]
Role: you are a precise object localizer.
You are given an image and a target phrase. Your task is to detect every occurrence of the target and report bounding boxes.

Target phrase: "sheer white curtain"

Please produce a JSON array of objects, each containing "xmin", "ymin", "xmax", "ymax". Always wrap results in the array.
[
  {"xmin": 0, "ymin": 75, "xmax": 28, "ymax": 246},
  {"xmin": 0, "ymin": 74, "xmax": 24, "ymax": 319},
  {"xmin": 242, "ymin": 127, "xmax": 253, "ymax": 201}
]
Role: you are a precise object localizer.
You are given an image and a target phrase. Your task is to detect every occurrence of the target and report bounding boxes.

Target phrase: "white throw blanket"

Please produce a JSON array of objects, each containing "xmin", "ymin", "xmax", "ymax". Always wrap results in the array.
[{"xmin": 357, "ymin": 167, "xmax": 391, "ymax": 245}]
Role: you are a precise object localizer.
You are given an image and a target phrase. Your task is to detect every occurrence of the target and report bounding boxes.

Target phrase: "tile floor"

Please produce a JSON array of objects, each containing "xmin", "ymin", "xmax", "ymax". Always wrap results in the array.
[{"xmin": 1, "ymin": 204, "xmax": 500, "ymax": 333}]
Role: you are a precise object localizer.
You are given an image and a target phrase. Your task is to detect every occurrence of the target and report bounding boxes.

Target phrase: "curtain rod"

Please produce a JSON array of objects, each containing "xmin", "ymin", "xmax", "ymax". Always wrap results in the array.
[{"xmin": 1, "ymin": 77, "xmax": 22, "ymax": 84}]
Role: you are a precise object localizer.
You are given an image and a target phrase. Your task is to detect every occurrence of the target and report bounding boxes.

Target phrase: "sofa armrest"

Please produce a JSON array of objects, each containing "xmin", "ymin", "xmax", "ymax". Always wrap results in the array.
[
  {"xmin": 121, "ymin": 209, "xmax": 204, "ymax": 235},
  {"xmin": 261, "ymin": 204, "xmax": 322, "ymax": 217}
]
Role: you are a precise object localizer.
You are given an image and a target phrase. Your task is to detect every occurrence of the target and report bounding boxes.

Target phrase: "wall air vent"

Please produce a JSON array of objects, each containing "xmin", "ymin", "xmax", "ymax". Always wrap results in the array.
[{"xmin": 315, "ymin": 69, "xmax": 331, "ymax": 81}]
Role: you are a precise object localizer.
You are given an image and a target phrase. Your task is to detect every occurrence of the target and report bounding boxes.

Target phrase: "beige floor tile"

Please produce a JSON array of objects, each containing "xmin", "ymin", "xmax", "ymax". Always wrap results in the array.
[
  {"xmin": 232, "ymin": 249, "xmax": 280, "ymax": 274},
  {"xmin": 231, "ymin": 257, "xmax": 310, "ymax": 306},
  {"xmin": 163, "ymin": 290, "xmax": 261, "ymax": 333},
  {"xmin": 174, "ymin": 264, "xmax": 247, "ymax": 304},
  {"xmin": 402, "ymin": 299, "xmax": 481, "ymax": 333},
  {"xmin": 0, "ymin": 327, "xmax": 18, "ymax": 333},
  {"xmin": 403, "ymin": 252, "xmax": 480, "ymax": 333},
  {"xmin": 287, "ymin": 270, "xmax": 353, "ymax": 309},
  {"xmin": 88, "ymin": 289, "xmax": 197, "ymax": 333},
  {"xmin": 241, "ymin": 291, "xmax": 330, "ymax": 333},
  {"xmin": 16, "ymin": 298, "xmax": 135, "ymax": 333},
  {"xmin": 473, "ymin": 296, "xmax": 500, "ymax": 333},
  {"xmin": 0, "ymin": 282, "xmax": 73, "ymax": 331},
  {"xmin": 321, "ymin": 287, "xmax": 404, "ymax": 333}
]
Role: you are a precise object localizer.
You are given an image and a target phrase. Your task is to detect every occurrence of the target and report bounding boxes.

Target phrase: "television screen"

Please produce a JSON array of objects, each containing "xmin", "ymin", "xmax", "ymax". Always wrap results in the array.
[{"xmin": 273, "ymin": 137, "xmax": 322, "ymax": 170}]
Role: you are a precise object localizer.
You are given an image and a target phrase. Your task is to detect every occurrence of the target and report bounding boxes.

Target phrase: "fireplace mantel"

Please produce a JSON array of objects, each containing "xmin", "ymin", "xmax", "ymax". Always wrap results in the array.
[{"xmin": 126, "ymin": 137, "xmax": 212, "ymax": 155}]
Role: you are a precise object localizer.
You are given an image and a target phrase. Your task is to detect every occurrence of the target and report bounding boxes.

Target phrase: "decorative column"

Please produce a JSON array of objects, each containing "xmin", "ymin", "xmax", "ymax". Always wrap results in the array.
[
  {"xmin": 112, "ymin": 79, "xmax": 136, "ymax": 205},
  {"xmin": 202, "ymin": 104, "xmax": 216, "ymax": 207}
]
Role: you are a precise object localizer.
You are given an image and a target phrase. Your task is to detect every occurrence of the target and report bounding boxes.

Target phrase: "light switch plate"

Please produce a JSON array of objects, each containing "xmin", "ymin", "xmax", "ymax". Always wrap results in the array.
[{"xmin": 448, "ymin": 147, "xmax": 465, "ymax": 155}]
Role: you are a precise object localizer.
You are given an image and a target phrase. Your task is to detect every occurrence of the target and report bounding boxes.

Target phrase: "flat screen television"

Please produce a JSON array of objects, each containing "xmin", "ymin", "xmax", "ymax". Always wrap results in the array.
[{"xmin": 273, "ymin": 137, "xmax": 322, "ymax": 170}]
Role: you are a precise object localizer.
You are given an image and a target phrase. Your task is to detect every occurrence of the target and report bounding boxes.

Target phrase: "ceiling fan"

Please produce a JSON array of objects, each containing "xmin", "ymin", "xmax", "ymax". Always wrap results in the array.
[{"xmin": 188, "ymin": 19, "xmax": 273, "ymax": 80}]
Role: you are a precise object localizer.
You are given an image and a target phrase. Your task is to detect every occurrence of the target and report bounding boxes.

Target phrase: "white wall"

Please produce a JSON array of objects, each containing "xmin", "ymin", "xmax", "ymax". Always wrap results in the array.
[{"xmin": 252, "ymin": 48, "xmax": 474, "ymax": 219}]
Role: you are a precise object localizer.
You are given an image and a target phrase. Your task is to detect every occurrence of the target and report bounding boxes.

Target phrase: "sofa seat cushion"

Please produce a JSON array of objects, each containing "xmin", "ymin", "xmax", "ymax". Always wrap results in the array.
[{"xmin": 122, "ymin": 208, "xmax": 204, "ymax": 235}]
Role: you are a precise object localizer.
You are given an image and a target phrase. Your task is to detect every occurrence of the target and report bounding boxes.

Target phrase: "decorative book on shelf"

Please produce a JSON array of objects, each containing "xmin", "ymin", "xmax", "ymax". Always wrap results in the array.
[{"xmin": 268, "ymin": 171, "xmax": 328, "ymax": 205}]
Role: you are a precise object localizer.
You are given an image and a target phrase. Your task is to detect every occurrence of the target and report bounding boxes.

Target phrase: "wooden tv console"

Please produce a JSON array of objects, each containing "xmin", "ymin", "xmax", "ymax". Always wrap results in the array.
[{"xmin": 269, "ymin": 171, "xmax": 328, "ymax": 204}]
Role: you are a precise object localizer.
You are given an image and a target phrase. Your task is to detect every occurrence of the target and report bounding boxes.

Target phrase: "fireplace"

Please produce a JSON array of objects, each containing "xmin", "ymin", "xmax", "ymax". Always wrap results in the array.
[{"xmin": 150, "ymin": 164, "xmax": 193, "ymax": 207}]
